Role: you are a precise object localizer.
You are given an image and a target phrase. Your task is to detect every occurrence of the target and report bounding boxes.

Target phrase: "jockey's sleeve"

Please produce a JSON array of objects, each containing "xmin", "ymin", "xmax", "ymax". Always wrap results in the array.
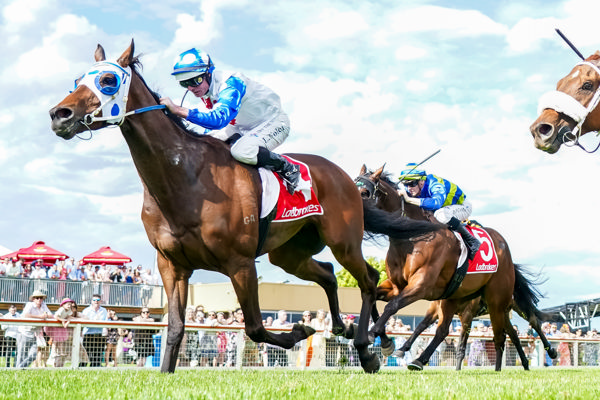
[
  {"xmin": 186, "ymin": 76, "xmax": 247, "ymax": 130},
  {"xmin": 420, "ymin": 180, "xmax": 446, "ymax": 210}
]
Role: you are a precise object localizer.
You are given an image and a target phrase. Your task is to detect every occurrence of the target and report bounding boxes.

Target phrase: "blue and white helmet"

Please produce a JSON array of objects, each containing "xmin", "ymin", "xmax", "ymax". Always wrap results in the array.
[{"xmin": 171, "ymin": 48, "xmax": 215, "ymax": 81}]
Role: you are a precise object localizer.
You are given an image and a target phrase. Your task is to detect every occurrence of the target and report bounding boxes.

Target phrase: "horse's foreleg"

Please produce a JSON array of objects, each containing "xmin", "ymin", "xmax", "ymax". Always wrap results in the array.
[
  {"xmin": 229, "ymin": 262, "xmax": 314, "ymax": 350},
  {"xmin": 158, "ymin": 255, "xmax": 191, "ymax": 373},
  {"xmin": 397, "ymin": 301, "xmax": 440, "ymax": 357}
]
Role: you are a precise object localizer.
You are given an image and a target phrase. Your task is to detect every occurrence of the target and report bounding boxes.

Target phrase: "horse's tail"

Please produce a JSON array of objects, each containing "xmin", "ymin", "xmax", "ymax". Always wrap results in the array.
[
  {"xmin": 512, "ymin": 264, "xmax": 550, "ymax": 322},
  {"xmin": 362, "ymin": 200, "xmax": 443, "ymax": 240}
]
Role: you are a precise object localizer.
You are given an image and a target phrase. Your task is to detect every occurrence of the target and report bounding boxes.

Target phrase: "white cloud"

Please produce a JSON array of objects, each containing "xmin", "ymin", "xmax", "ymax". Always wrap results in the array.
[{"xmin": 303, "ymin": 8, "xmax": 368, "ymax": 40}]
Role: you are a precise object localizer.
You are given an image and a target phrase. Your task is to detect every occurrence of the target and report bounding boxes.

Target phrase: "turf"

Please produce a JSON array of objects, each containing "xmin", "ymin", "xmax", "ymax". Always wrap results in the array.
[{"xmin": 1, "ymin": 368, "xmax": 599, "ymax": 400}]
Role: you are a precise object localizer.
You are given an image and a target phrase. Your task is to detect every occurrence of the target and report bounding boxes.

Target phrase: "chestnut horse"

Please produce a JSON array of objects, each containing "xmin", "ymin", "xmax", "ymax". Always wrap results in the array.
[
  {"xmin": 48, "ymin": 41, "xmax": 442, "ymax": 373},
  {"xmin": 530, "ymin": 52, "xmax": 600, "ymax": 154},
  {"xmin": 356, "ymin": 165, "xmax": 555, "ymax": 370}
]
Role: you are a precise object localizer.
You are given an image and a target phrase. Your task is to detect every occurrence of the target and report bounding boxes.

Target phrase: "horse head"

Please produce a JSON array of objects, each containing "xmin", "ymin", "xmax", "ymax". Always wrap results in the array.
[
  {"xmin": 530, "ymin": 52, "xmax": 600, "ymax": 153},
  {"xmin": 50, "ymin": 41, "xmax": 136, "ymax": 139},
  {"xmin": 356, "ymin": 164, "xmax": 434, "ymax": 221}
]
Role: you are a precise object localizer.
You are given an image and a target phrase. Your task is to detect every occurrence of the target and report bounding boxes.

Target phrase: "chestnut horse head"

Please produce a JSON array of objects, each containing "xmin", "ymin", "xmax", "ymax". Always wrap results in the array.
[
  {"xmin": 49, "ymin": 41, "xmax": 442, "ymax": 374},
  {"xmin": 530, "ymin": 52, "xmax": 600, "ymax": 153}
]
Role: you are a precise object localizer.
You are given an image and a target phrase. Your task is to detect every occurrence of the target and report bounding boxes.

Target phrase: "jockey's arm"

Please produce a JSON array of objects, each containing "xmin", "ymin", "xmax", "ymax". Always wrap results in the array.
[
  {"xmin": 418, "ymin": 180, "xmax": 447, "ymax": 211},
  {"xmin": 187, "ymin": 76, "xmax": 246, "ymax": 130}
]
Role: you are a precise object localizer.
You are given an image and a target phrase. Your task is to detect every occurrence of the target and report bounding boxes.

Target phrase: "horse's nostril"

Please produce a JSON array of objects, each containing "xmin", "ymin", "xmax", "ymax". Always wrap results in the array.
[
  {"xmin": 55, "ymin": 107, "xmax": 73, "ymax": 120},
  {"xmin": 536, "ymin": 123, "xmax": 553, "ymax": 137}
]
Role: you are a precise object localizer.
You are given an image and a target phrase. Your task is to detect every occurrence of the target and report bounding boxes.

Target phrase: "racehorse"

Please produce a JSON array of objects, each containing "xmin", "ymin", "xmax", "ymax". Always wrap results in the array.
[
  {"xmin": 355, "ymin": 165, "xmax": 555, "ymax": 370},
  {"xmin": 530, "ymin": 52, "xmax": 600, "ymax": 154},
  {"xmin": 48, "ymin": 41, "xmax": 442, "ymax": 373}
]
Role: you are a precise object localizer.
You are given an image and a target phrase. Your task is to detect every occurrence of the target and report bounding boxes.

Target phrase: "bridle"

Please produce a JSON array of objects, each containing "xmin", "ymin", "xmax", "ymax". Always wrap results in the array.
[
  {"xmin": 72, "ymin": 60, "xmax": 166, "ymax": 139},
  {"xmin": 537, "ymin": 60, "xmax": 600, "ymax": 153},
  {"xmin": 354, "ymin": 174, "xmax": 407, "ymax": 217}
]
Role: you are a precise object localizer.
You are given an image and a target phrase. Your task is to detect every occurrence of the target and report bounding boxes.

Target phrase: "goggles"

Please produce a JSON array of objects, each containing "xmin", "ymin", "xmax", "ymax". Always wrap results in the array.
[
  {"xmin": 403, "ymin": 180, "xmax": 421, "ymax": 188},
  {"xmin": 179, "ymin": 75, "xmax": 205, "ymax": 88}
]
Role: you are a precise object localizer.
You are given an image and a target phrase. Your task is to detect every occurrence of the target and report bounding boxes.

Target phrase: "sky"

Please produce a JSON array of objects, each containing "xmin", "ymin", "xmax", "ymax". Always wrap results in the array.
[{"xmin": 2, "ymin": 0, "xmax": 600, "ymax": 323}]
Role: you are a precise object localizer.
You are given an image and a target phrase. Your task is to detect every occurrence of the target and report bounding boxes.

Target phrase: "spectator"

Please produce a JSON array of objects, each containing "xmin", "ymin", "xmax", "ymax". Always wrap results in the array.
[
  {"xmin": 16, "ymin": 290, "xmax": 51, "ymax": 368},
  {"xmin": 1, "ymin": 304, "xmax": 21, "ymax": 367},
  {"xmin": 30, "ymin": 261, "xmax": 47, "ymax": 280},
  {"xmin": 117, "ymin": 327, "xmax": 135, "ymax": 365},
  {"xmin": 297, "ymin": 311, "xmax": 313, "ymax": 367},
  {"xmin": 0, "ymin": 260, "xmax": 6, "ymax": 277},
  {"xmin": 182, "ymin": 307, "xmax": 199, "ymax": 367},
  {"xmin": 558, "ymin": 324, "xmax": 572, "ymax": 366},
  {"xmin": 267, "ymin": 310, "xmax": 292, "ymax": 367},
  {"xmin": 110, "ymin": 266, "xmax": 124, "ymax": 283},
  {"xmin": 105, "ymin": 309, "xmax": 120, "ymax": 367},
  {"xmin": 133, "ymin": 307, "xmax": 155, "ymax": 367},
  {"xmin": 309, "ymin": 309, "xmax": 328, "ymax": 367},
  {"xmin": 48, "ymin": 298, "xmax": 75, "ymax": 368},
  {"xmin": 199, "ymin": 311, "xmax": 219, "ymax": 367},
  {"xmin": 467, "ymin": 323, "xmax": 487, "ymax": 367},
  {"xmin": 47, "ymin": 264, "xmax": 60, "ymax": 280},
  {"xmin": 80, "ymin": 294, "xmax": 108, "ymax": 367},
  {"xmin": 6, "ymin": 260, "xmax": 21, "ymax": 278}
]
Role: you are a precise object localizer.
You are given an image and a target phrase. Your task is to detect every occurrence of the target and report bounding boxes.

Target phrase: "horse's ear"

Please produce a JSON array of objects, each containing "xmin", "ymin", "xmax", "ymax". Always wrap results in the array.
[
  {"xmin": 373, "ymin": 164, "xmax": 385, "ymax": 180},
  {"xmin": 359, "ymin": 164, "xmax": 367, "ymax": 175},
  {"xmin": 595, "ymin": 50, "xmax": 600, "ymax": 57},
  {"xmin": 95, "ymin": 45, "xmax": 106, "ymax": 62},
  {"xmin": 117, "ymin": 39, "xmax": 135, "ymax": 68}
]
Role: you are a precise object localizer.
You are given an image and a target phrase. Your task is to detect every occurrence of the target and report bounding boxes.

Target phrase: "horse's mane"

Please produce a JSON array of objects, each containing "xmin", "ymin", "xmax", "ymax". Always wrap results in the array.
[
  {"xmin": 378, "ymin": 171, "xmax": 399, "ymax": 190},
  {"xmin": 130, "ymin": 57, "xmax": 203, "ymax": 138}
]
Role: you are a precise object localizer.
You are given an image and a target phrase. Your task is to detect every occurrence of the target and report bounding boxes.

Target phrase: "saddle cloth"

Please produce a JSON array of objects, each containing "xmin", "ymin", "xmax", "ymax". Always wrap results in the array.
[
  {"xmin": 258, "ymin": 156, "xmax": 323, "ymax": 222},
  {"xmin": 453, "ymin": 224, "xmax": 499, "ymax": 274}
]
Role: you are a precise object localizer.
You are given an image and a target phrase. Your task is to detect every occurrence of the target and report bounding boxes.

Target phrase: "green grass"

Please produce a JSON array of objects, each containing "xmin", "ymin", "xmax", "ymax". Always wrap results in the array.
[{"xmin": 1, "ymin": 368, "xmax": 600, "ymax": 400}]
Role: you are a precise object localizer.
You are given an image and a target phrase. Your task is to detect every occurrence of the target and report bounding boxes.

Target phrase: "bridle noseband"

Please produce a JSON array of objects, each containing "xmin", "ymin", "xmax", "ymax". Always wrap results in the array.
[{"xmin": 354, "ymin": 174, "xmax": 406, "ymax": 217}]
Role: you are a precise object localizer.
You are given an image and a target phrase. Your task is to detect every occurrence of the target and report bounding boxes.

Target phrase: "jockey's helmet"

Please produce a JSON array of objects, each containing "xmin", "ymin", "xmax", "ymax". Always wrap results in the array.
[
  {"xmin": 171, "ymin": 48, "xmax": 215, "ymax": 81},
  {"xmin": 400, "ymin": 162, "xmax": 426, "ymax": 181}
]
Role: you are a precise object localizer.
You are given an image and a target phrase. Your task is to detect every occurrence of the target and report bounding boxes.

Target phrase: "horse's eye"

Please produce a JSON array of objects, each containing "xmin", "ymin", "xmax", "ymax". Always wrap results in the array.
[
  {"xmin": 582, "ymin": 81, "xmax": 594, "ymax": 91},
  {"xmin": 102, "ymin": 75, "xmax": 117, "ymax": 86}
]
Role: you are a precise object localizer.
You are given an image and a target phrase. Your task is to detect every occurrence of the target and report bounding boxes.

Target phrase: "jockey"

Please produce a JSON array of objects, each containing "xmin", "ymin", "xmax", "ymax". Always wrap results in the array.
[
  {"xmin": 159, "ymin": 48, "xmax": 300, "ymax": 194},
  {"xmin": 397, "ymin": 163, "xmax": 481, "ymax": 260}
]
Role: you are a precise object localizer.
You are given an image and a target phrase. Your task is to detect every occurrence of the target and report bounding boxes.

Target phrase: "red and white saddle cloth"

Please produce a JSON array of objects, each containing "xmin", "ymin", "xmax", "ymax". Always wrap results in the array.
[
  {"xmin": 258, "ymin": 156, "xmax": 323, "ymax": 222},
  {"xmin": 453, "ymin": 225, "xmax": 499, "ymax": 274}
]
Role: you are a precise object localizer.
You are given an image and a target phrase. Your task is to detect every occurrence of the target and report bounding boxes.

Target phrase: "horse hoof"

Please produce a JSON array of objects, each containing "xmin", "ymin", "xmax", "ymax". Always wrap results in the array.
[
  {"xmin": 344, "ymin": 323, "xmax": 358, "ymax": 339},
  {"xmin": 293, "ymin": 323, "xmax": 316, "ymax": 339},
  {"xmin": 361, "ymin": 354, "xmax": 381, "ymax": 374},
  {"xmin": 393, "ymin": 350, "xmax": 405, "ymax": 358},
  {"xmin": 407, "ymin": 360, "xmax": 424, "ymax": 371},
  {"xmin": 381, "ymin": 341, "xmax": 395, "ymax": 357},
  {"xmin": 547, "ymin": 348, "xmax": 558, "ymax": 359},
  {"xmin": 332, "ymin": 325, "xmax": 344, "ymax": 336}
]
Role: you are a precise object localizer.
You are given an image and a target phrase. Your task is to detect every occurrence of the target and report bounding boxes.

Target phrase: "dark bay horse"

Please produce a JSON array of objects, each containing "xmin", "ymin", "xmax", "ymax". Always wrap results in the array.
[
  {"xmin": 356, "ymin": 165, "xmax": 555, "ymax": 370},
  {"xmin": 48, "ymin": 41, "xmax": 441, "ymax": 373},
  {"xmin": 530, "ymin": 52, "xmax": 600, "ymax": 154}
]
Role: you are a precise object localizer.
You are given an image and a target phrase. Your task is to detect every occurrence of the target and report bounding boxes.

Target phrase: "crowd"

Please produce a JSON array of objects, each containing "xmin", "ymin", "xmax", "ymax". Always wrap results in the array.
[
  {"xmin": 0, "ymin": 257, "xmax": 160, "ymax": 286},
  {"xmin": 0, "ymin": 291, "xmax": 158, "ymax": 368},
  {"xmin": 2, "ymin": 293, "xmax": 600, "ymax": 369}
]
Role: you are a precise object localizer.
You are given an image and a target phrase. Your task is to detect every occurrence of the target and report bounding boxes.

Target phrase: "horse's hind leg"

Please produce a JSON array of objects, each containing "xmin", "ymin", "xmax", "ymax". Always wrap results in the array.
[
  {"xmin": 408, "ymin": 300, "xmax": 458, "ymax": 371},
  {"xmin": 157, "ymin": 254, "xmax": 192, "ymax": 373},
  {"xmin": 396, "ymin": 301, "xmax": 440, "ymax": 358},
  {"xmin": 504, "ymin": 313, "xmax": 529, "ymax": 370},
  {"xmin": 229, "ymin": 258, "xmax": 314, "ymax": 350},
  {"xmin": 514, "ymin": 303, "xmax": 557, "ymax": 360}
]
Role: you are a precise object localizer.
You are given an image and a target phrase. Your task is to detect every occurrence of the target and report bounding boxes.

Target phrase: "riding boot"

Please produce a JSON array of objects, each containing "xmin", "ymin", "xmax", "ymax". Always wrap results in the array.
[
  {"xmin": 447, "ymin": 216, "xmax": 481, "ymax": 260},
  {"xmin": 256, "ymin": 147, "xmax": 300, "ymax": 195}
]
